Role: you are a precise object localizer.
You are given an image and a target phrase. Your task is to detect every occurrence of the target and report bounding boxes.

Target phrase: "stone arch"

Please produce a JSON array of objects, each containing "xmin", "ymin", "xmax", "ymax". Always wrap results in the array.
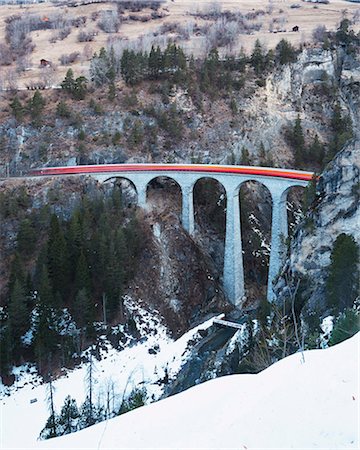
[
  {"xmin": 281, "ymin": 184, "xmax": 307, "ymax": 237},
  {"xmin": 145, "ymin": 175, "xmax": 182, "ymax": 216},
  {"xmin": 238, "ymin": 179, "xmax": 273, "ymax": 301},
  {"xmin": 193, "ymin": 177, "xmax": 227, "ymax": 275},
  {"xmin": 103, "ymin": 176, "xmax": 138, "ymax": 207}
]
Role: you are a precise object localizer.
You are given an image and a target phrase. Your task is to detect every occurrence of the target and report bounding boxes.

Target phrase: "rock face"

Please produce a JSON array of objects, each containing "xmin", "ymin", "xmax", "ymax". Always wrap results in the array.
[
  {"xmin": 0, "ymin": 46, "xmax": 359, "ymax": 177},
  {"xmin": 274, "ymin": 141, "xmax": 360, "ymax": 314}
]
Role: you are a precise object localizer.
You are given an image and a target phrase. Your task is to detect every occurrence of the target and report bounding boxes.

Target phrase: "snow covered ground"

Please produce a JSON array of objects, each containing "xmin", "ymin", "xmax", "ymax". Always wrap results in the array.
[
  {"xmin": 0, "ymin": 299, "xmax": 217, "ymax": 449},
  {"xmin": 26, "ymin": 333, "xmax": 359, "ymax": 450}
]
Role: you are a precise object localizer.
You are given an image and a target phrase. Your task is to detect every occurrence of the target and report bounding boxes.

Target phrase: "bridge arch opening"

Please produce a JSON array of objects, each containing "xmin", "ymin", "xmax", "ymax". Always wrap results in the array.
[
  {"xmin": 282, "ymin": 185, "xmax": 307, "ymax": 237},
  {"xmin": 193, "ymin": 177, "xmax": 226, "ymax": 275},
  {"xmin": 104, "ymin": 177, "xmax": 138, "ymax": 208},
  {"xmin": 146, "ymin": 176, "xmax": 182, "ymax": 217},
  {"xmin": 239, "ymin": 180, "xmax": 272, "ymax": 302}
]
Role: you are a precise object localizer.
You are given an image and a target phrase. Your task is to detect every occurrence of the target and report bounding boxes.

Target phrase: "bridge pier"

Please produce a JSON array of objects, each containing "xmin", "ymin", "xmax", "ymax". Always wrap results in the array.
[
  {"xmin": 267, "ymin": 192, "xmax": 289, "ymax": 302},
  {"xmin": 181, "ymin": 184, "xmax": 194, "ymax": 235},
  {"xmin": 137, "ymin": 184, "xmax": 147, "ymax": 209},
  {"xmin": 223, "ymin": 187, "xmax": 245, "ymax": 307}
]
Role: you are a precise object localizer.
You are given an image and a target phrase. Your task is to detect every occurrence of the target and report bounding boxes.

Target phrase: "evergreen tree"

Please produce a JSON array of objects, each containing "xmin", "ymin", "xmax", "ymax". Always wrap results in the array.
[
  {"xmin": 73, "ymin": 76, "xmax": 88, "ymax": 101},
  {"xmin": 61, "ymin": 69, "xmax": 87, "ymax": 100},
  {"xmin": 275, "ymin": 39, "xmax": 297, "ymax": 65},
  {"xmin": 8, "ymin": 279, "xmax": 29, "ymax": 350},
  {"xmin": 48, "ymin": 215, "xmax": 70, "ymax": 303},
  {"xmin": 326, "ymin": 234, "xmax": 359, "ymax": 311},
  {"xmin": 79, "ymin": 349, "xmax": 103, "ymax": 428},
  {"xmin": 56, "ymin": 100, "xmax": 71, "ymax": 118},
  {"xmin": 10, "ymin": 96, "xmax": 24, "ymax": 121},
  {"xmin": 58, "ymin": 396, "xmax": 79, "ymax": 435},
  {"xmin": 127, "ymin": 120, "xmax": 144, "ymax": 147},
  {"xmin": 328, "ymin": 103, "xmax": 353, "ymax": 159},
  {"xmin": 0, "ymin": 327, "xmax": 11, "ymax": 378},
  {"xmin": 39, "ymin": 373, "xmax": 58, "ymax": 440},
  {"xmin": 302, "ymin": 174, "xmax": 318, "ymax": 211},
  {"xmin": 34, "ymin": 265, "xmax": 56, "ymax": 369},
  {"xmin": 75, "ymin": 250, "xmax": 91, "ymax": 294},
  {"xmin": 8, "ymin": 251, "xmax": 26, "ymax": 294},
  {"xmin": 329, "ymin": 308, "xmax": 360, "ymax": 346},
  {"xmin": 17, "ymin": 218, "xmax": 36, "ymax": 256},
  {"xmin": 28, "ymin": 91, "xmax": 45, "ymax": 126},
  {"xmin": 251, "ymin": 39, "xmax": 266, "ymax": 76},
  {"xmin": 61, "ymin": 68, "xmax": 75, "ymax": 93},
  {"xmin": 119, "ymin": 387, "xmax": 146, "ymax": 414},
  {"xmin": 108, "ymin": 82, "xmax": 116, "ymax": 102},
  {"xmin": 148, "ymin": 45, "xmax": 162, "ymax": 79},
  {"xmin": 74, "ymin": 288, "xmax": 95, "ymax": 337},
  {"xmin": 66, "ymin": 210, "xmax": 83, "ymax": 277},
  {"xmin": 307, "ymin": 135, "xmax": 325, "ymax": 166},
  {"xmin": 240, "ymin": 146, "xmax": 251, "ymax": 165},
  {"xmin": 292, "ymin": 115, "xmax": 305, "ymax": 166}
]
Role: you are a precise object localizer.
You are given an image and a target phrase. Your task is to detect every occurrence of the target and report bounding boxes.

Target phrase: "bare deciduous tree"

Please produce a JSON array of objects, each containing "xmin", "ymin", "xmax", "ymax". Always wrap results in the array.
[
  {"xmin": 312, "ymin": 25, "xmax": 327, "ymax": 43},
  {"xmin": 98, "ymin": 10, "xmax": 121, "ymax": 33}
]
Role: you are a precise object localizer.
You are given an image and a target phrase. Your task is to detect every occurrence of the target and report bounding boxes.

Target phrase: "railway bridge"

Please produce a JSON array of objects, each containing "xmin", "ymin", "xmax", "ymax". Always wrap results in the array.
[{"xmin": 30, "ymin": 164, "xmax": 314, "ymax": 306}]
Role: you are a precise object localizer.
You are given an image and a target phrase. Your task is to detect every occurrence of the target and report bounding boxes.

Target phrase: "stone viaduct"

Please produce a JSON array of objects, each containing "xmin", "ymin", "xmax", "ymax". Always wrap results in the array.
[{"xmin": 30, "ymin": 164, "xmax": 313, "ymax": 306}]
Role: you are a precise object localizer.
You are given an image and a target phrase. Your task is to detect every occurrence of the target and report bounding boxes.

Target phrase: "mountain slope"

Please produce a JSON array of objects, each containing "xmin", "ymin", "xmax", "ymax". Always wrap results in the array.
[{"xmin": 32, "ymin": 333, "xmax": 359, "ymax": 450}]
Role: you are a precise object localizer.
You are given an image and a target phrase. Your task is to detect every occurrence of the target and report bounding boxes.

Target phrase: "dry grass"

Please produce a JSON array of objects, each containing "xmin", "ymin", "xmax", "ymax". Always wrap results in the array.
[{"xmin": 0, "ymin": 0, "xmax": 359, "ymax": 88}]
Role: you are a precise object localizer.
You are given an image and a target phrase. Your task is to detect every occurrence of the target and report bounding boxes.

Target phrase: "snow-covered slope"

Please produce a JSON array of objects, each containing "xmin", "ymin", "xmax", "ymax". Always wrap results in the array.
[
  {"xmin": 0, "ymin": 302, "xmax": 217, "ymax": 449},
  {"xmin": 28, "ymin": 333, "xmax": 359, "ymax": 450}
]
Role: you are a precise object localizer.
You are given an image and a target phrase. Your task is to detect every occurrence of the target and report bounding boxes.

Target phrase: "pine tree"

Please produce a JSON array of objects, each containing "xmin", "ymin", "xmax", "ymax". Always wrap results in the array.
[
  {"xmin": 326, "ymin": 234, "xmax": 359, "ymax": 311},
  {"xmin": 108, "ymin": 82, "xmax": 116, "ymax": 101},
  {"xmin": 56, "ymin": 100, "xmax": 71, "ymax": 118},
  {"xmin": 34, "ymin": 265, "xmax": 56, "ymax": 369},
  {"xmin": 73, "ymin": 76, "xmax": 88, "ymax": 100},
  {"xmin": 66, "ymin": 210, "xmax": 83, "ymax": 277},
  {"xmin": 0, "ymin": 327, "xmax": 11, "ymax": 378},
  {"xmin": 328, "ymin": 103, "xmax": 353, "ymax": 159},
  {"xmin": 307, "ymin": 135, "xmax": 324, "ymax": 166},
  {"xmin": 292, "ymin": 115, "xmax": 305, "ymax": 166},
  {"xmin": 251, "ymin": 39, "xmax": 265, "ymax": 76},
  {"xmin": 74, "ymin": 288, "xmax": 95, "ymax": 337},
  {"xmin": 8, "ymin": 251, "xmax": 26, "ymax": 294},
  {"xmin": 275, "ymin": 39, "xmax": 297, "ymax": 65},
  {"xmin": 149, "ymin": 45, "xmax": 162, "ymax": 79},
  {"xmin": 58, "ymin": 396, "xmax": 79, "ymax": 435},
  {"xmin": 39, "ymin": 373, "xmax": 58, "ymax": 439},
  {"xmin": 8, "ymin": 279, "xmax": 29, "ymax": 350},
  {"xmin": 79, "ymin": 349, "xmax": 102, "ymax": 428},
  {"xmin": 10, "ymin": 96, "xmax": 24, "ymax": 121},
  {"xmin": 28, "ymin": 91, "xmax": 45, "ymax": 126},
  {"xmin": 61, "ymin": 68, "xmax": 75, "ymax": 93},
  {"xmin": 48, "ymin": 215, "xmax": 70, "ymax": 303},
  {"xmin": 329, "ymin": 308, "xmax": 360, "ymax": 346},
  {"xmin": 240, "ymin": 146, "xmax": 251, "ymax": 165},
  {"xmin": 17, "ymin": 218, "xmax": 36, "ymax": 256},
  {"xmin": 75, "ymin": 250, "xmax": 91, "ymax": 294}
]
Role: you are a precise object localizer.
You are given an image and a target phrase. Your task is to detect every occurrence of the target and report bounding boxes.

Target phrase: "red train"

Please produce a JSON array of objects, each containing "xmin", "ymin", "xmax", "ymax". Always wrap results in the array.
[{"xmin": 29, "ymin": 164, "xmax": 315, "ymax": 182}]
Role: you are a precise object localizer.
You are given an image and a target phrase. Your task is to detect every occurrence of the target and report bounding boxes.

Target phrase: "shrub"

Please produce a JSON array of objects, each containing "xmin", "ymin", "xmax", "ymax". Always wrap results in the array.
[
  {"xmin": 329, "ymin": 308, "xmax": 360, "ymax": 346},
  {"xmin": 59, "ymin": 52, "xmax": 80, "ymax": 65},
  {"xmin": 78, "ymin": 31, "xmax": 95, "ymax": 43}
]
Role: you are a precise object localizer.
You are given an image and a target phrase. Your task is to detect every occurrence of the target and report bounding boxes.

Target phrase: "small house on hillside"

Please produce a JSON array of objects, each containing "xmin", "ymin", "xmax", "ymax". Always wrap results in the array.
[{"xmin": 40, "ymin": 59, "xmax": 52, "ymax": 68}]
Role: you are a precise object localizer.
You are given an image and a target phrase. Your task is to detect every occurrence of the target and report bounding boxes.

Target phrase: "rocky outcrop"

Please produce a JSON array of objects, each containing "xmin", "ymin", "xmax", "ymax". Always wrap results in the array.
[{"xmin": 274, "ymin": 141, "xmax": 360, "ymax": 314}]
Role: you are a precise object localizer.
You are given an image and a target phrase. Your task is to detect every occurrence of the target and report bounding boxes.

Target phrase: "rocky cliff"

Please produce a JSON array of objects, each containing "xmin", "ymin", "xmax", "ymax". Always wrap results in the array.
[{"xmin": 275, "ymin": 140, "xmax": 359, "ymax": 316}]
